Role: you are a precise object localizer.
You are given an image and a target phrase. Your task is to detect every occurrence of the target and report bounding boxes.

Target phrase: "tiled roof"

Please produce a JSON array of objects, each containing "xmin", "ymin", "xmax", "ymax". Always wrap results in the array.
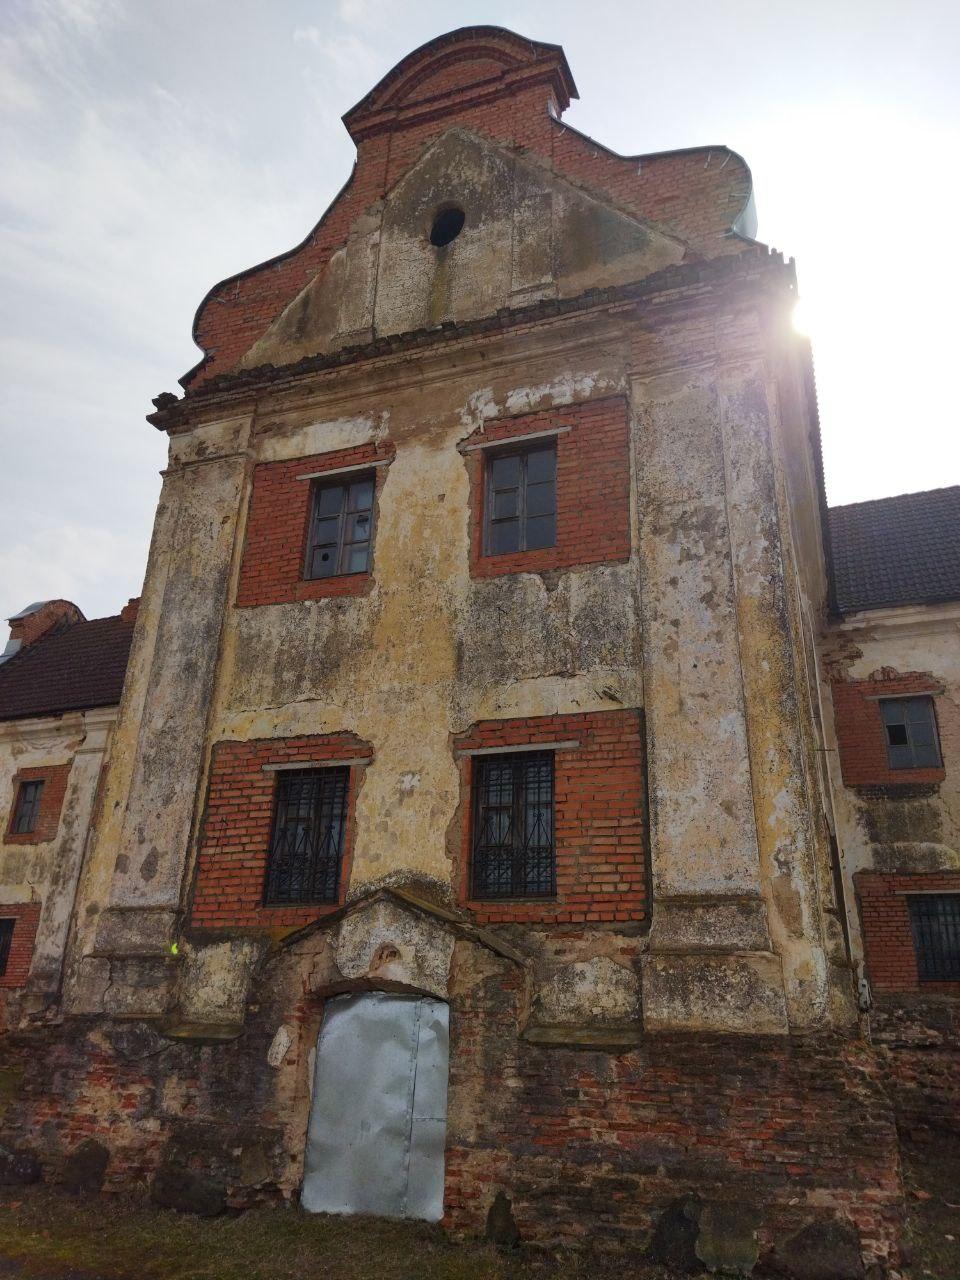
[
  {"xmin": 0, "ymin": 614, "xmax": 134, "ymax": 721},
  {"xmin": 828, "ymin": 485, "xmax": 960, "ymax": 615}
]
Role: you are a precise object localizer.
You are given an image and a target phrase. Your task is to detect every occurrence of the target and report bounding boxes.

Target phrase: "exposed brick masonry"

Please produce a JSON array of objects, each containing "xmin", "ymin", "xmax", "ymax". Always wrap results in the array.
[
  {"xmin": 236, "ymin": 442, "xmax": 394, "ymax": 607},
  {"xmin": 0, "ymin": 903, "xmax": 41, "ymax": 989},
  {"xmin": 4, "ymin": 762, "xmax": 71, "ymax": 845},
  {"xmin": 456, "ymin": 709, "xmax": 647, "ymax": 925},
  {"xmin": 856, "ymin": 870, "xmax": 960, "ymax": 994},
  {"xmin": 832, "ymin": 671, "xmax": 945, "ymax": 787},
  {"xmin": 443, "ymin": 945, "xmax": 902, "ymax": 1268},
  {"xmin": 191, "ymin": 733, "xmax": 372, "ymax": 931},
  {"xmin": 467, "ymin": 397, "xmax": 631, "ymax": 578}
]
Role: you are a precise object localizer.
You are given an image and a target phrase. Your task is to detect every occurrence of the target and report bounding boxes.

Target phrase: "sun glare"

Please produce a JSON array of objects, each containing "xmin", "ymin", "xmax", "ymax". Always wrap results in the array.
[{"xmin": 792, "ymin": 298, "xmax": 812, "ymax": 337}]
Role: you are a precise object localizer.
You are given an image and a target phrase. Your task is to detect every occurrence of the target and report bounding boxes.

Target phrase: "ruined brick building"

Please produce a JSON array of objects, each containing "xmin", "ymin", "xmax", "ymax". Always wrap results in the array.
[{"xmin": 1, "ymin": 27, "xmax": 957, "ymax": 1277}]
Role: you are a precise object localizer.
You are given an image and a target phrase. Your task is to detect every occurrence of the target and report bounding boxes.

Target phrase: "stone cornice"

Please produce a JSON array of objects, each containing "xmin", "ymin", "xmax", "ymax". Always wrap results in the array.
[
  {"xmin": 0, "ymin": 705, "xmax": 117, "ymax": 748},
  {"xmin": 149, "ymin": 248, "xmax": 796, "ymax": 436},
  {"xmin": 830, "ymin": 600, "xmax": 960, "ymax": 639}
]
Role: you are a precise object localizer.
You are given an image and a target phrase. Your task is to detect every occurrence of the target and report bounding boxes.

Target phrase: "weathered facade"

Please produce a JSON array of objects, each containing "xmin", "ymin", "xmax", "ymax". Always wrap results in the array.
[
  {"xmin": 1, "ymin": 26, "xmax": 957, "ymax": 1277},
  {"xmin": 0, "ymin": 599, "xmax": 136, "ymax": 1026},
  {"xmin": 821, "ymin": 488, "xmax": 960, "ymax": 1153}
]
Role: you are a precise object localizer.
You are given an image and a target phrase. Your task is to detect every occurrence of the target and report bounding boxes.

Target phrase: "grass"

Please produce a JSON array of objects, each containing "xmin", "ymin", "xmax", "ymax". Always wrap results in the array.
[
  {"xmin": 0, "ymin": 1190, "xmax": 677, "ymax": 1280},
  {"xmin": 1, "ymin": 1144, "xmax": 954, "ymax": 1280}
]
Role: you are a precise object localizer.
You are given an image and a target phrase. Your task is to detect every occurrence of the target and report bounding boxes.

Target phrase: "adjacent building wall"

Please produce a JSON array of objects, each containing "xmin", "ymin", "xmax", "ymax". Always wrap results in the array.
[{"xmin": 0, "ymin": 707, "xmax": 116, "ymax": 1023}]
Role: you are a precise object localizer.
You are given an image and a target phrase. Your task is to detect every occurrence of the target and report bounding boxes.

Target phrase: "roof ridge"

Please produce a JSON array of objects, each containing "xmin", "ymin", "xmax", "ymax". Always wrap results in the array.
[{"xmin": 829, "ymin": 483, "xmax": 960, "ymax": 514}]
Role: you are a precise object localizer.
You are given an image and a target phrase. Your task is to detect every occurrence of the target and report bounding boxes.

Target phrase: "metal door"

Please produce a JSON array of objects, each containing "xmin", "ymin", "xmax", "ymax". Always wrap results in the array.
[{"xmin": 301, "ymin": 991, "xmax": 449, "ymax": 1221}]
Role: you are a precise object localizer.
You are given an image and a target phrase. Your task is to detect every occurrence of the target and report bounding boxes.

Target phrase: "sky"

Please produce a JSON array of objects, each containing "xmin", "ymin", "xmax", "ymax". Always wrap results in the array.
[{"xmin": 1, "ymin": 0, "xmax": 958, "ymax": 623}]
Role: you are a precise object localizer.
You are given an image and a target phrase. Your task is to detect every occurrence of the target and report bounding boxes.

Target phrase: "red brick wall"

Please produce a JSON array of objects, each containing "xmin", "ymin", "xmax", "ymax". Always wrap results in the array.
[
  {"xmin": 0, "ymin": 903, "xmax": 41, "ymax": 988},
  {"xmin": 191, "ymin": 734, "xmax": 372, "ymax": 931},
  {"xmin": 4, "ymin": 763, "xmax": 71, "ymax": 845},
  {"xmin": 832, "ymin": 672, "xmax": 945, "ymax": 787},
  {"xmin": 236, "ymin": 442, "xmax": 394, "ymax": 608},
  {"xmin": 466, "ymin": 397, "xmax": 631, "ymax": 578},
  {"xmin": 443, "ymin": 948, "xmax": 902, "ymax": 1267},
  {"xmin": 455, "ymin": 709, "xmax": 647, "ymax": 925},
  {"xmin": 856, "ymin": 871, "xmax": 960, "ymax": 993}
]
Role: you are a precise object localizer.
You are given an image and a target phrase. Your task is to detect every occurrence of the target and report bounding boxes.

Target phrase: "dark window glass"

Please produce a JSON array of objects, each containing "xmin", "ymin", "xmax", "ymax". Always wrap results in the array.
[
  {"xmin": 908, "ymin": 895, "xmax": 960, "ymax": 980},
  {"xmin": 264, "ymin": 768, "xmax": 350, "ymax": 905},
  {"xmin": 484, "ymin": 444, "xmax": 556, "ymax": 556},
  {"xmin": 0, "ymin": 919, "xmax": 13, "ymax": 977},
  {"xmin": 11, "ymin": 780, "xmax": 43, "ymax": 835},
  {"xmin": 305, "ymin": 474, "xmax": 375, "ymax": 580},
  {"xmin": 880, "ymin": 697, "xmax": 942, "ymax": 769},
  {"xmin": 471, "ymin": 752, "xmax": 555, "ymax": 899}
]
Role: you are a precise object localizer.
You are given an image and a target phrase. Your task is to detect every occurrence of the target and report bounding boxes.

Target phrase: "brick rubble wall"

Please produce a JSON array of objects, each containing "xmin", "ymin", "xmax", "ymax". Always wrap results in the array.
[
  {"xmin": 191, "ymin": 733, "xmax": 372, "ymax": 931},
  {"xmin": 0, "ymin": 977, "xmax": 904, "ymax": 1272},
  {"xmin": 443, "ymin": 945, "xmax": 903, "ymax": 1270},
  {"xmin": 869, "ymin": 996, "xmax": 960, "ymax": 1144},
  {"xmin": 455, "ymin": 709, "xmax": 648, "ymax": 925},
  {"xmin": 466, "ymin": 397, "xmax": 631, "ymax": 578}
]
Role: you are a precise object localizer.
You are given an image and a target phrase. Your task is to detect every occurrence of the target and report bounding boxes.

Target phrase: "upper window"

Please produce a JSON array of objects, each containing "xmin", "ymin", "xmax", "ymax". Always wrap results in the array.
[
  {"xmin": 908, "ymin": 894, "xmax": 960, "ymax": 980},
  {"xmin": 484, "ymin": 444, "xmax": 556, "ymax": 557},
  {"xmin": 11, "ymin": 780, "xmax": 43, "ymax": 835},
  {"xmin": 471, "ymin": 751, "xmax": 555, "ymax": 899},
  {"xmin": 264, "ymin": 767, "xmax": 350, "ymax": 905},
  {"xmin": 0, "ymin": 919, "xmax": 13, "ymax": 977},
  {"xmin": 305, "ymin": 474, "xmax": 375, "ymax": 580},
  {"xmin": 880, "ymin": 696, "xmax": 942, "ymax": 770}
]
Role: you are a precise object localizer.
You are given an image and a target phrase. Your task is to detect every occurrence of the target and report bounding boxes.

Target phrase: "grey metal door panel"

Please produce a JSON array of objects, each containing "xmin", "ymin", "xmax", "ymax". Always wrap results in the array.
[
  {"xmin": 405, "ymin": 998, "xmax": 449, "ymax": 1222},
  {"xmin": 301, "ymin": 992, "xmax": 449, "ymax": 1222}
]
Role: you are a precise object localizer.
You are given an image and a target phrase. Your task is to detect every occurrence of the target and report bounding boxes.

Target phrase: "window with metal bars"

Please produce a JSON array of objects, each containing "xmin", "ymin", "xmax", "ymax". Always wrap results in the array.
[
  {"xmin": 264, "ymin": 768, "xmax": 350, "ymax": 905},
  {"xmin": 484, "ymin": 444, "xmax": 556, "ymax": 556},
  {"xmin": 0, "ymin": 919, "xmax": 14, "ymax": 977},
  {"xmin": 305, "ymin": 473, "xmax": 375, "ymax": 580},
  {"xmin": 471, "ymin": 751, "xmax": 555, "ymax": 899},
  {"xmin": 880, "ymin": 696, "xmax": 942, "ymax": 770},
  {"xmin": 908, "ymin": 894, "xmax": 960, "ymax": 980},
  {"xmin": 11, "ymin": 780, "xmax": 43, "ymax": 835}
]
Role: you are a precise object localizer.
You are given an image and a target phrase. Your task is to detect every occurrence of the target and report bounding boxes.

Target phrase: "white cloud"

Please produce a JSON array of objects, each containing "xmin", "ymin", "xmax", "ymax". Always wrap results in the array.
[{"xmin": 0, "ymin": 524, "xmax": 148, "ymax": 621}]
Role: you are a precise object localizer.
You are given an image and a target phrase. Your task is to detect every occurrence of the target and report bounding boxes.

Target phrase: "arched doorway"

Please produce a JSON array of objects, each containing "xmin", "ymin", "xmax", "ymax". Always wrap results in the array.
[{"xmin": 301, "ymin": 991, "xmax": 449, "ymax": 1221}]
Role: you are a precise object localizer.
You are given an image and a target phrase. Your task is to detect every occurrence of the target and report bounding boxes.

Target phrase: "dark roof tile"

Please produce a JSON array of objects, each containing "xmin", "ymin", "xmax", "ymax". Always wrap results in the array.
[
  {"xmin": 828, "ymin": 485, "xmax": 960, "ymax": 615},
  {"xmin": 0, "ymin": 614, "xmax": 134, "ymax": 721}
]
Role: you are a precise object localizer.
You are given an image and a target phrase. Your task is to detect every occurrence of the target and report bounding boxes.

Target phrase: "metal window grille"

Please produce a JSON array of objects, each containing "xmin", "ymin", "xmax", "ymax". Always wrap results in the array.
[
  {"xmin": 0, "ymin": 919, "xmax": 14, "ymax": 978},
  {"xmin": 880, "ymin": 697, "xmax": 942, "ymax": 770},
  {"xmin": 471, "ymin": 751, "xmax": 555, "ymax": 899},
  {"xmin": 264, "ymin": 768, "xmax": 350, "ymax": 905},
  {"xmin": 305, "ymin": 474, "xmax": 375, "ymax": 580},
  {"xmin": 11, "ymin": 780, "xmax": 43, "ymax": 835},
  {"xmin": 908, "ymin": 895, "xmax": 960, "ymax": 980},
  {"xmin": 484, "ymin": 444, "xmax": 556, "ymax": 556}
]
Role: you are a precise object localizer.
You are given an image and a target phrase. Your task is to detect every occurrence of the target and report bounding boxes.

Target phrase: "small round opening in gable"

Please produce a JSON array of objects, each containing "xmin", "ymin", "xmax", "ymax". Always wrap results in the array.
[{"xmin": 429, "ymin": 206, "xmax": 465, "ymax": 248}]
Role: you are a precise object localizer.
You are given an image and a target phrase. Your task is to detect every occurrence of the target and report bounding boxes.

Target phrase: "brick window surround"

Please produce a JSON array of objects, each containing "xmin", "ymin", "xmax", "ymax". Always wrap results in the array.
[
  {"xmin": 856, "ymin": 871, "xmax": 960, "ymax": 994},
  {"xmin": 832, "ymin": 673, "xmax": 946, "ymax": 787},
  {"xmin": 0, "ymin": 903, "xmax": 41, "ymax": 989},
  {"xmin": 191, "ymin": 733, "xmax": 372, "ymax": 931},
  {"xmin": 455, "ymin": 709, "xmax": 648, "ymax": 925},
  {"xmin": 4, "ymin": 764, "xmax": 71, "ymax": 845},
  {"xmin": 236, "ymin": 442, "xmax": 395, "ymax": 608},
  {"xmin": 465, "ymin": 397, "xmax": 631, "ymax": 578}
]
